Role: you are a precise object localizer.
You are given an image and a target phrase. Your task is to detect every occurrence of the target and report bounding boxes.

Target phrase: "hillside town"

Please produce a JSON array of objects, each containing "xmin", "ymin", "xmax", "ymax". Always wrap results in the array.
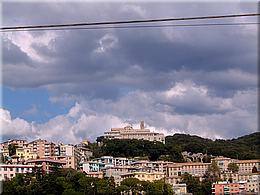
[{"xmin": 1, "ymin": 122, "xmax": 259, "ymax": 194}]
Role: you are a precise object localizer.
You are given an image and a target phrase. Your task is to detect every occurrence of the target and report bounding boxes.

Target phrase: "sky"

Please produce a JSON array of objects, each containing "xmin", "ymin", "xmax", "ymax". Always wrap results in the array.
[{"xmin": 1, "ymin": 2, "xmax": 258, "ymax": 143}]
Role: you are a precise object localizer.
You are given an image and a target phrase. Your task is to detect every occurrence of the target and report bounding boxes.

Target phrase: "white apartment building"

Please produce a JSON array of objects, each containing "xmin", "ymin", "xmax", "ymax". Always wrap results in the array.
[
  {"xmin": 96, "ymin": 156, "xmax": 134, "ymax": 166},
  {"xmin": 104, "ymin": 121, "xmax": 165, "ymax": 143}
]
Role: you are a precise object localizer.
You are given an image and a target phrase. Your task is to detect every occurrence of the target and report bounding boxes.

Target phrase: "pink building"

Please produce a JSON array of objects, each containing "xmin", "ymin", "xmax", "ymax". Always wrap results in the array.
[
  {"xmin": 26, "ymin": 158, "xmax": 66, "ymax": 174},
  {"xmin": 0, "ymin": 164, "xmax": 35, "ymax": 181}
]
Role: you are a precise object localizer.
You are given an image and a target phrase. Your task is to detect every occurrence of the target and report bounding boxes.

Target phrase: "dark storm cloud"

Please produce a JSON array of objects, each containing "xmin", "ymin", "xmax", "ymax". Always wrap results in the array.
[
  {"xmin": 3, "ymin": 39, "xmax": 32, "ymax": 65},
  {"xmin": 2, "ymin": 2, "xmax": 258, "ymax": 129}
]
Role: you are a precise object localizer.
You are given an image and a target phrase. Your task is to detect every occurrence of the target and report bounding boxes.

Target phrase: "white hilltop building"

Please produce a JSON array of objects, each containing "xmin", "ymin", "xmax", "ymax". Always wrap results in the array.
[{"xmin": 104, "ymin": 121, "xmax": 165, "ymax": 143}]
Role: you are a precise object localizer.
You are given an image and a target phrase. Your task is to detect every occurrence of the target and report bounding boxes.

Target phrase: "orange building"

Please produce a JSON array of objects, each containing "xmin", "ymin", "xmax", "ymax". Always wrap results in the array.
[{"xmin": 212, "ymin": 181, "xmax": 246, "ymax": 194}]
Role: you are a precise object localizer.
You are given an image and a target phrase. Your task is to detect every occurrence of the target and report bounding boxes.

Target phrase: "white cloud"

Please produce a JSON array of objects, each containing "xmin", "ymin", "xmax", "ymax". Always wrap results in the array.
[
  {"xmin": 5, "ymin": 31, "xmax": 57, "ymax": 63},
  {"xmin": 0, "ymin": 108, "xmax": 35, "ymax": 139},
  {"xmin": 94, "ymin": 34, "xmax": 118, "ymax": 53},
  {"xmin": 1, "ymin": 81, "xmax": 257, "ymax": 143}
]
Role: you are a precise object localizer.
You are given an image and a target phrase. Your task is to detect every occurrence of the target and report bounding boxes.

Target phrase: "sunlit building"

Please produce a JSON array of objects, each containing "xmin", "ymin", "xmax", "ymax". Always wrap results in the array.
[{"xmin": 104, "ymin": 121, "xmax": 165, "ymax": 143}]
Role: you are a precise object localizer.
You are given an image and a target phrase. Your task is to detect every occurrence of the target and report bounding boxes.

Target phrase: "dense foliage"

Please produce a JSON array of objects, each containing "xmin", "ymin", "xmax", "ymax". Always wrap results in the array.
[
  {"xmin": 181, "ymin": 173, "xmax": 212, "ymax": 195},
  {"xmin": 2, "ymin": 168, "xmax": 173, "ymax": 195},
  {"xmin": 166, "ymin": 132, "xmax": 260, "ymax": 160},
  {"xmin": 92, "ymin": 138, "xmax": 184, "ymax": 162},
  {"xmin": 93, "ymin": 132, "xmax": 260, "ymax": 161}
]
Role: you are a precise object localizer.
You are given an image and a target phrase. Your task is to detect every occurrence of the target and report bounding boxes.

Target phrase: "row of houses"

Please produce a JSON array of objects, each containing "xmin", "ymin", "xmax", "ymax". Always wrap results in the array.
[
  {"xmin": 0, "ymin": 138, "xmax": 93, "ymax": 170},
  {"xmin": 1, "ymin": 139, "xmax": 259, "ymax": 194},
  {"xmin": 80, "ymin": 156, "xmax": 260, "ymax": 194}
]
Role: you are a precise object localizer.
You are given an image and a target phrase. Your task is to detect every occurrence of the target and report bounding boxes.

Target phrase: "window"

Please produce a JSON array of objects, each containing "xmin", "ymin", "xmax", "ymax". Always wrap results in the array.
[{"xmin": 4, "ymin": 168, "xmax": 7, "ymax": 171}]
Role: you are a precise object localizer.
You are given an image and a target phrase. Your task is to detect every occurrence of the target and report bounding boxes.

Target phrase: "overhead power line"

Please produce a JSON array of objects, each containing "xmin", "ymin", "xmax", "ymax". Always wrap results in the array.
[
  {"xmin": 1, "ymin": 13, "xmax": 259, "ymax": 31},
  {"xmin": 1, "ymin": 22, "xmax": 259, "ymax": 33}
]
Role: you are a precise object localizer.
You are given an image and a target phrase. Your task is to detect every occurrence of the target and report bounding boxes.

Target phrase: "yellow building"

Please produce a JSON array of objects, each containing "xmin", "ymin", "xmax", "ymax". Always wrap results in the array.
[
  {"xmin": 121, "ymin": 171, "xmax": 165, "ymax": 182},
  {"xmin": 15, "ymin": 147, "xmax": 37, "ymax": 160}
]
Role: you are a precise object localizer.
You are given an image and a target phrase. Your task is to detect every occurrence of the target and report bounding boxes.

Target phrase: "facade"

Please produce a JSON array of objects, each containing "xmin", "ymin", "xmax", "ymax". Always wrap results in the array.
[
  {"xmin": 212, "ymin": 181, "xmax": 247, "ymax": 194},
  {"xmin": 28, "ymin": 139, "xmax": 56, "ymax": 158},
  {"xmin": 212, "ymin": 156, "xmax": 233, "ymax": 172},
  {"xmin": 76, "ymin": 142, "xmax": 93, "ymax": 163},
  {"xmin": 0, "ymin": 164, "xmax": 35, "ymax": 181},
  {"xmin": 96, "ymin": 156, "xmax": 134, "ymax": 167},
  {"xmin": 104, "ymin": 121, "xmax": 165, "ymax": 143},
  {"xmin": 104, "ymin": 166, "xmax": 136, "ymax": 185},
  {"xmin": 240, "ymin": 173, "xmax": 260, "ymax": 193},
  {"xmin": 132, "ymin": 160, "xmax": 171, "ymax": 174},
  {"xmin": 26, "ymin": 158, "xmax": 66, "ymax": 174},
  {"xmin": 15, "ymin": 147, "xmax": 37, "ymax": 161},
  {"xmin": 82, "ymin": 161, "xmax": 106, "ymax": 173},
  {"xmin": 55, "ymin": 144, "xmax": 81, "ymax": 170},
  {"xmin": 167, "ymin": 162, "xmax": 210, "ymax": 180},
  {"xmin": 235, "ymin": 160, "xmax": 260, "ymax": 174},
  {"xmin": 172, "ymin": 183, "xmax": 187, "ymax": 195},
  {"xmin": 121, "ymin": 171, "xmax": 165, "ymax": 182}
]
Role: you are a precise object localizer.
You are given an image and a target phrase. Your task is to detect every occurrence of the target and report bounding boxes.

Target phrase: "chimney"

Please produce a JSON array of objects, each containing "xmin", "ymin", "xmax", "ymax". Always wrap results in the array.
[{"xmin": 140, "ymin": 121, "xmax": 145, "ymax": 129}]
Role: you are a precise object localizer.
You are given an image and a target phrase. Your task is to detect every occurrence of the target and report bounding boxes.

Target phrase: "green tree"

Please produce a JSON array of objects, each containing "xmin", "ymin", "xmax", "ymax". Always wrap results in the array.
[
  {"xmin": 146, "ymin": 180, "xmax": 173, "ymax": 195},
  {"xmin": 205, "ymin": 160, "xmax": 220, "ymax": 182},
  {"xmin": 227, "ymin": 163, "xmax": 239, "ymax": 173},
  {"xmin": 181, "ymin": 173, "xmax": 201, "ymax": 194},
  {"xmin": 8, "ymin": 144, "xmax": 17, "ymax": 156},
  {"xmin": 121, "ymin": 178, "xmax": 141, "ymax": 194},
  {"xmin": 252, "ymin": 166, "xmax": 257, "ymax": 173}
]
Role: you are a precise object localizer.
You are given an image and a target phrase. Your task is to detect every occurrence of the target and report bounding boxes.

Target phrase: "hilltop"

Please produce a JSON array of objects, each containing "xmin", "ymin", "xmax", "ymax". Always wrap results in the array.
[{"xmin": 93, "ymin": 132, "xmax": 260, "ymax": 161}]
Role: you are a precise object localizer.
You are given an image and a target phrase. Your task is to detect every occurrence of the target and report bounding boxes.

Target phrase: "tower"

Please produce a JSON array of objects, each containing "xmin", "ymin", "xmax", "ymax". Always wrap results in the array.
[{"xmin": 140, "ymin": 121, "xmax": 145, "ymax": 129}]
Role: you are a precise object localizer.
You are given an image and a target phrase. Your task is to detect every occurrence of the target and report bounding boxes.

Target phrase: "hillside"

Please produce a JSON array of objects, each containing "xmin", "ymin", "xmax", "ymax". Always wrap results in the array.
[
  {"xmin": 165, "ymin": 132, "xmax": 260, "ymax": 160},
  {"xmin": 93, "ymin": 132, "xmax": 260, "ymax": 161}
]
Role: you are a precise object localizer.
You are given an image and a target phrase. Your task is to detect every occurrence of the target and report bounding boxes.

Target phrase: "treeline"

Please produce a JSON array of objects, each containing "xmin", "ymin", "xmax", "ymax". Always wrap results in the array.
[
  {"xmin": 92, "ymin": 138, "xmax": 184, "ymax": 162},
  {"xmin": 92, "ymin": 132, "xmax": 260, "ymax": 161},
  {"xmin": 2, "ymin": 168, "xmax": 173, "ymax": 195},
  {"xmin": 167, "ymin": 132, "xmax": 260, "ymax": 160}
]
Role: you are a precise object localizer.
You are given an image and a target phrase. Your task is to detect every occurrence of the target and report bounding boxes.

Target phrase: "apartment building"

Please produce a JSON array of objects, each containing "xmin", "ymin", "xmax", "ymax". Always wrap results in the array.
[
  {"xmin": 28, "ymin": 139, "xmax": 56, "ymax": 158},
  {"xmin": 82, "ymin": 161, "xmax": 106, "ymax": 173},
  {"xmin": 57, "ymin": 144, "xmax": 81, "ymax": 170},
  {"xmin": 26, "ymin": 158, "xmax": 66, "ymax": 174},
  {"xmin": 96, "ymin": 156, "xmax": 135, "ymax": 167},
  {"xmin": 212, "ymin": 181, "xmax": 247, "ymax": 194},
  {"xmin": 15, "ymin": 147, "xmax": 37, "ymax": 161},
  {"xmin": 75, "ymin": 142, "xmax": 93, "ymax": 163},
  {"xmin": 239, "ymin": 173, "xmax": 260, "ymax": 193},
  {"xmin": 167, "ymin": 162, "xmax": 210, "ymax": 179},
  {"xmin": 0, "ymin": 139, "xmax": 28, "ymax": 158},
  {"xmin": 235, "ymin": 159, "xmax": 260, "ymax": 174},
  {"xmin": 104, "ymin": 121, "xmax": 165, "ymax": 143},
  {"xmin": 132, "ymin": 160, "xmax": 171, "ymax": 173},
  {"xmin": 104, "ymin": 165, "xmax": 137, "ymax": 185},
  {"xmin": 1, "ymin": 139, "xmax": 28, "ymax": 148},
  {"xmin": 0, "ymin": 164, "xmax": 35, "ymax": 181},
  {"xmin": 212, "ymin": 156, "xmax": 233, "ymax": 172},
  {"xmin": 121, "ymin": 171, "xmax": 165, "ymax": 182}
]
